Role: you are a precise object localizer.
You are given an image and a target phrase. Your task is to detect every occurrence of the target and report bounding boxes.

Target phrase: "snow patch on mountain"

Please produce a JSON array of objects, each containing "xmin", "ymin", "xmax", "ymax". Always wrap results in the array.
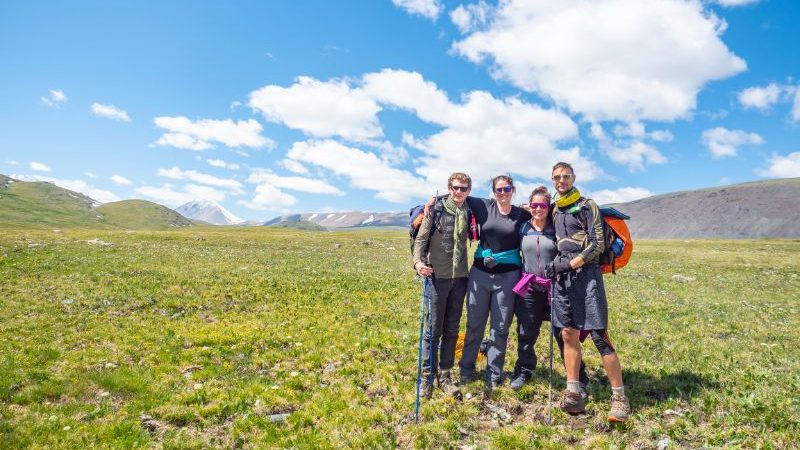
[{"xmin": 176, "ymin": 199, "xmax": 243, "ymax": 225}]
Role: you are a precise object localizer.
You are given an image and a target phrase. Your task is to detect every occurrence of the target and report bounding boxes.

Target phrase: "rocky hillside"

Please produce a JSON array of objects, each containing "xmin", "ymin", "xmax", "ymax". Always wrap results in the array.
[{"xmin": 614, "ymin": 178, "xmax": 800, "ymax": 239}]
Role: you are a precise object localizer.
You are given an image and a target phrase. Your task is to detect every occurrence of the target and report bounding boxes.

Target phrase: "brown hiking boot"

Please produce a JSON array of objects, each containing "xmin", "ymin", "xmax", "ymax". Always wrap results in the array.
[
  {"xmin": 557, "ymin": 389, "xmax": 585, "ymax": 414},
  {"xmin": 608, "ymin": 393, "xmax": 630, "ymax": 422},
  {"xmin": 438, "ymin": 369, "xmax": 461, "ymax": 398},
  {"xmin": 420, "ymin": 372, "xmax": 434, "ymax": 399}
]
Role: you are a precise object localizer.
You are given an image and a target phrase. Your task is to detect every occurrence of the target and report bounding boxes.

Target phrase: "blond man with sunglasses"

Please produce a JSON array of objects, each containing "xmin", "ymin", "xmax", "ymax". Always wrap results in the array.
[{"xmin": 412, "ymin": 172, "xmax": 473, "ymax": 398}]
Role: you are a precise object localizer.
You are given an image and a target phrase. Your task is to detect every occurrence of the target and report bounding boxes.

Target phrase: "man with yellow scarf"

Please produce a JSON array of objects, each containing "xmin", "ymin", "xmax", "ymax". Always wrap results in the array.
[{"xmin": 545, "ymin": 162, "xmax": 631, "ymax": 423}]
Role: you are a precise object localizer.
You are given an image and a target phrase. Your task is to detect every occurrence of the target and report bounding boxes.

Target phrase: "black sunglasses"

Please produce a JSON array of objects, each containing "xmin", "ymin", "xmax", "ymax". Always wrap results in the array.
[{"xmin": 449, "ymin": 185, "xmax": 470, "ymax": 192}]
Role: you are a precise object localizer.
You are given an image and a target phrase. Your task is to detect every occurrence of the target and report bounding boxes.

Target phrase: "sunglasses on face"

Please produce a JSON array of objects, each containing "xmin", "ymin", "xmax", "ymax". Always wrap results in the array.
[
  {"xmin": 552, "ymin": 174, "xmax": 574, "ymax": 182},
  {"xmin": 529, "ymin": 202, "xmax": 549, "ymax": 210},
  {"xmin": 449, "ymin": 185, "xmax": 470, "ymax": 192},
  {"xmin": 494, "ymin": 186, "xmax": 513, "ymax": 193}
]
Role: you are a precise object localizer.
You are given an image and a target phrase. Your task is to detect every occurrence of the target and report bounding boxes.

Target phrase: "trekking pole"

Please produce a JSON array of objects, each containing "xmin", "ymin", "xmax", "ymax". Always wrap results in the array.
[
  {"xmin": 414, "ymin": 276, "xmax": 427, "ymax": 423},
  {"xmin": 426, "ymin": 276, "xmax": 435, "ymax": 401},
  {"xmin": 548, "ymin": 279, "xmax": 554, "ymax": 425}
]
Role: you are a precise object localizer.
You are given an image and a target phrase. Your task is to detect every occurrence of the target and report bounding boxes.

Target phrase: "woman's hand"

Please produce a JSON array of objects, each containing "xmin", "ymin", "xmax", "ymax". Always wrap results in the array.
[{"xmin": 415, "ymin": 262, "xmax": 434, "ymax": 277}]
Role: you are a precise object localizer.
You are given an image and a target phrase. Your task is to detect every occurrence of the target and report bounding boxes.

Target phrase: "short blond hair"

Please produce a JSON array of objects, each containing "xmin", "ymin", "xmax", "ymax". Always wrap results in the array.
[{"xmin": 448, "ymin": 172, "xmax": 472, "ymax": 189}]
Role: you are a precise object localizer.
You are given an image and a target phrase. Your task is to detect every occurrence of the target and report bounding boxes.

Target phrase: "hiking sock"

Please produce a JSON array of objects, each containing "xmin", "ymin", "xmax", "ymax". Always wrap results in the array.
[
  {"xmin": 567, "ymin": 380, "xmax": 581, "ymax": 394},
  {"xmin": 612, "ymin": 386, "xmax": 625, "ymax": 397}
]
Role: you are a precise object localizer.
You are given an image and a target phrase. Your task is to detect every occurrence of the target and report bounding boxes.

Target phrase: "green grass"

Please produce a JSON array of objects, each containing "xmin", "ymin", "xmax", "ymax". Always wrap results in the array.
[
  {"xmin": 0, "ymin": 229, "xmax": 798, "ymax": 448},
  {"xmin": 96, "ymin": 200, "xmax": 193, "ymax": 230}
]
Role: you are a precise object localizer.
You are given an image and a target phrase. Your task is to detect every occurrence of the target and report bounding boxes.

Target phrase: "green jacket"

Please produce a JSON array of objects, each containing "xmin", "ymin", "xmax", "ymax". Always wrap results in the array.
[{"xmin": 411, "ymin": 200, "xmax": 469, "ymax": 279}]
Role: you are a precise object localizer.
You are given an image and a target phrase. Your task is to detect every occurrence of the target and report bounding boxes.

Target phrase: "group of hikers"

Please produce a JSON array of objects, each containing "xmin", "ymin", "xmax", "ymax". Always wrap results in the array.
[{"xmin": 411, "ymin": 161, "xmax": 630, "ymax": 423}]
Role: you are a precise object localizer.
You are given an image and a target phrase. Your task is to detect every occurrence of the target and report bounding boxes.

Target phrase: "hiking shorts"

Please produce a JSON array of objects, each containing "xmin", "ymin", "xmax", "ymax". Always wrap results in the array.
[{"xmin": 552, "ymin": 263, "xmax": 608, "ymax": 330}]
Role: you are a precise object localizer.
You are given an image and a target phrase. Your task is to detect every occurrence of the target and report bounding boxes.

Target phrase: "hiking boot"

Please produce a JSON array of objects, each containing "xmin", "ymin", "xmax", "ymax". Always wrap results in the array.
[
  {"xmin": 580, "ymin": 383, "xmax": 588, "ymax": 401},
  {"xmin": 420, "ymin": 373, "xmax": 434, "ymax": 399},
  {"xmin": 438, "ymin": 369, "xmax": 461, "ymax": 398},
  {"xmin": 608, "ymin": 393, "xmax": 630, "ymax": 422},
  {"xmin": 483, "ymin": 378, "xmax": 500, "ymax": 398},
  {"xmin": 557, "ymin": 389, "xmax": 585, "ymax": 414},
  {"xmin": 510, "ymin": 372, "xmax": 531, "ymax": 391},
  {"xmin": 459, "ymin": 371, "xmax": 475, "ymax": 386}
]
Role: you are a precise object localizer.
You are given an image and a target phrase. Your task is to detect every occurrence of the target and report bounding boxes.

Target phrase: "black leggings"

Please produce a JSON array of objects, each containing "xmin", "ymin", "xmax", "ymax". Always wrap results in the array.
[{"xmin": 555, "ymin": 327, "xmax": 616, "ymax": 357}]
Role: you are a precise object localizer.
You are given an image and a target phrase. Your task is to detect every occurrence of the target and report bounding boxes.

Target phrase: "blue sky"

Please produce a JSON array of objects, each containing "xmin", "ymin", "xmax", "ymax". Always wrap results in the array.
[{"xmin": 2, "ymin": 0, "xmax": 799, "ymax": 220}]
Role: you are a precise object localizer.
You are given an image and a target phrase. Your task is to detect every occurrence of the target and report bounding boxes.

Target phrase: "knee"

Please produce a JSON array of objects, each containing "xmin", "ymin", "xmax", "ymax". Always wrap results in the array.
[{"xmin": 561, "ymin": 328, "xmax": 579, "ymax": 343}]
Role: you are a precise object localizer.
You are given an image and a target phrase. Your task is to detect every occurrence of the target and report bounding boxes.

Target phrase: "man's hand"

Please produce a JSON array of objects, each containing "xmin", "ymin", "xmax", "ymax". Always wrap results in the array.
[
  {"xmin": 415, "ymin": 262, "xmax": 434, "ymax": 277},
  {"xmin": 544, "ymin": 258, "xmax": 572, "ymax": 278},
  {"xmin": 422, "ymin": 196, "xmax": 436, "ymax": 215}
]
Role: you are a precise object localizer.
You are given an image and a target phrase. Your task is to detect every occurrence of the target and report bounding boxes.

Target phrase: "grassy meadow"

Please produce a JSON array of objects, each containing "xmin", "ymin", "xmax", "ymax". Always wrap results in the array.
[{"xmin": 0, "ymin": 228, "xmax": 798, "ymax": 449}]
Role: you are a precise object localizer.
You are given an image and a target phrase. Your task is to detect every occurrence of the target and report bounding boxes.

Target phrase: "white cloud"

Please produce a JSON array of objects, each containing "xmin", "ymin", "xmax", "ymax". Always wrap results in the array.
[
  {"xmin": 450, "ymin": 1, "xmax": 492, "ymax": 34},
  {"xmin": 12, "ymin": 174, "xmax": 120, "ymax": 203},
  {"xmin": 84, "ymin": 171, "xmax": 97, "ymax": 179},
  {"xmin": 738, "ymin": 83, "xmax": 781, "ymax": 110},
  {"xmin": 206, "ymin": 158, "xmax": 240, "ymax": 170},
  {"xmin": 249, "ymin": 76, "xmax": 382, "ymax": 142},
  {"xmin": 452, "ymin": 0, "xmax": 746, "ymax": 122},
  {"xmin": 247, "ymin": 168, "xmax": 343, "ymax": 195},
  {"xmin": 157, "ymin": 166, "xmax": 244, "ymax": 192},
  {"xmin": 361, "ymin": 69, "xmax": 598, "ymax": 183},
  {"xmin": 715, "ymin": 0, "xmax": 761, "ymax": 6},
  {"xmin": 592, "ymin": 122, "xmax": 668, "ymax": 171},
  {"xmin": 41, "ymin": 89, "xmax": 67, "ymax": 107},
  {"xmin": 30, "ymin": 161, "xmax": 51, "ymax": 172},
  {"xmin": 91, "ymin": 103, "xmax": 131, "ymax": 122},
  {"xmin": 110, "ymin": 174, "xmax": 132, "ymax": 185},
  {"xmin": 589, "ymin": 186, "xmax": 655, "ymax": 205},
  {"xmin": 287, "ymin": 140, "xmax": 431, "ymax": 203},
  {"xmin": 153, "ymin": 116, "xmax": 274, "ymax": 151},
  {"xmin": 604, "ymin": 141, "xmax": 667, "ymax": 171},
  {"xmin": 792, "ymin": 88, "xmax": 800, "ymax": 122},
  {"xmin": 135, "ymin": 183, "xmax": 226, "ymax": 206},
  {"xmin": 755, "ymin": 152, "xmax": 800, "ymax": 178},
  {"xmin": 392, "ymin": 0, "xmax": 443, "ymax": 20},
  {"xmin": 238, "ymin": 184, "xmax": 296, "ymax": 210},
  {"xmin": 278, "ymin": 158, "xmax": 309, "ymax": 175},
  {"xmin": 251, "ymin": 69, "xmax": 604, "ymax": 188},
  {"xmin": 702, "ymin": 127, "xmax": 764, "ymax": 159}
]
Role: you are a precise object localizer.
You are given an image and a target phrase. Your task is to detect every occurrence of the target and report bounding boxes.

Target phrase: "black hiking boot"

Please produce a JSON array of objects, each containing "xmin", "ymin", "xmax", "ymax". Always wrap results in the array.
[{"xmin": 510, "ymin": 371, "xmax": 531, "ymax": 391}]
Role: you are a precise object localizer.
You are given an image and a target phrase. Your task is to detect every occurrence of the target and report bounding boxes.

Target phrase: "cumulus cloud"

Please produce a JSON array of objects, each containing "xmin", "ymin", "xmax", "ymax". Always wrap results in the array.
[
  {"xmin": 110, "ymin": 174, "xmax": 132, "ymax": 185},
  {"xmin": 238, "ymin": 184, "xmax": 296, "ymax": 210},
  {"xmin": 452, "ymin": 0, "xmax": 746, "ymax": 122},
  {"xmin": 591, "ymin": 122, "xmax": 668, "ymax": 171},
  {"xmin": 206, "ymin": 158, "xmax": 240, "ymax": 170},
  {"xmin": 91, "ymin": 103, "xmax": 131, "ymax": 122},
  {"xmin": 41, "ymin": 89, "xmax": 67, "ymax": 108},
  {"xmin": 702, "ymin": 127, "xmax": 764, "ymax": 159},
  {"xmin": 136, "ymin": 183, "xmax": 226, "ymax": 206},
  {"xmin": 84, "ymin": 171, "xmax": 97, "ymax": 179},
  {"xmin": 30, "ymin": 161, "xmax": 52, "ymax": 172},
  {"xmin": 153, "ymin": 117, "xmax": 274, "ymax": 151},
  {"xmin": 589, "ymin": 186, "xmax": 655, "ymax": 205},
  {"xmin": 287, "ymin": 140, "xmax": 431, "ymax": 203},
  {"xmin": 392, "ymin": 0, "xmax": 443, "ymax": 20},
  {"xmin": 792, "ymin": 88, "xmax": 800, "ymax": 122},
  {"xmin": 246, "ymin": 168, "xmax": 343, "ymax": 195},
  {"xmin": 755, "ymin": 152, "xmax": 800, "ymax": 178},
  {"xmin": 278, "ymin": 159, "xmax": 309, "ymax": 175},
  {"xmin": 738, "ymin": 83, "xmax": 782, "ymax": 110},
  {"xmin": 249, "ymin": 76, "xmax": 382, "ymax": 142},
  {"xmin": 450, "ymin": 1, "xmax": 492, "ymax": 34},
  {"xmin": 715, "ymin": 0, "xmax": 761, "ymax": 6},
  {"xmin": 12, "ymin": 174, "xmax": 119, "ymax": 203},
  {"xmin": 157, "ymin": 166, "xmax": 244, "ymax": 192},
  {"xmin": 362, "ymin": 69, "xmax": 598, "ymax": 183},
  {"xmin": 251, "ymin": 69, "xmax": 599, "ymax": 185}
]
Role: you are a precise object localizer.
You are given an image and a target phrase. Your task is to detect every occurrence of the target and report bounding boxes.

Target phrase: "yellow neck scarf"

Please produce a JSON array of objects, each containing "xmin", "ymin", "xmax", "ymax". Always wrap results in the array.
[{"xmin": 554, "ymin": 188, "xmax": 581, "ymax": 208}]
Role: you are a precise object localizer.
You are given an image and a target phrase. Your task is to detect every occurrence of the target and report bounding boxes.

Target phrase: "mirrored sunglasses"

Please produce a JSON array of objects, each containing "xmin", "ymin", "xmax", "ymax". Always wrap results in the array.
[
  {"xmin": 494, "ymin": 186, "xmax": 513, "ymax": 193},
  {"xmin": 529, "ymin": 202, "xmax": 549, "ymax": 210}
]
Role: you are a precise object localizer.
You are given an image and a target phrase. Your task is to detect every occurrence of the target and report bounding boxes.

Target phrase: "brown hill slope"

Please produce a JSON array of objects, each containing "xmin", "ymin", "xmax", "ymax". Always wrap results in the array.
[{"xmin": 615, "ymin": 178, "xmax": 800, "ymax": 239}]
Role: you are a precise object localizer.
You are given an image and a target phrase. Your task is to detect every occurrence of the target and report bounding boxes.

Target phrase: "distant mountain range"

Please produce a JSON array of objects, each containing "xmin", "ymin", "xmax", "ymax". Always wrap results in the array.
[
  {"xmin": 176, "ymin": 199, "xmax": 244, "ymax": 225},
  {"xmin": 263, "ymin": 211, "xmax": 406, "ymax": 228},
  {"xmin": 2, "ymin": 173, "xmax": 799, "ymax": 237}
]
